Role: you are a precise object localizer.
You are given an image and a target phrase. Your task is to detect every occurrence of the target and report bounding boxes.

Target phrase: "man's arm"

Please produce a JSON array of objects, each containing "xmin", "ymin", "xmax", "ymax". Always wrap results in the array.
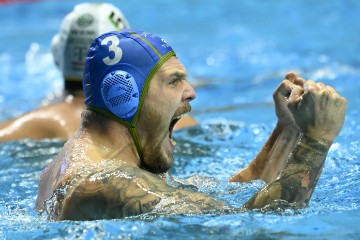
[
  {"xmin": 174, "ymin": 115, "xmax": 198, "ymax": 130},
  {"xmin": 229, "ymin": 73, "xmax": 304, "ymax": 183},
  {"xmin": 229, "ymin": 123, "xmax": 301, "ymax": 183},
  {"xmin": 243, "ymin": 79, "xmax": 347, "ymax": 209},
  {"xmin": 55, "ymin": 166, "xmax": 228, "ymax": 220},
  {"xmin": 0, "ymin": 104, "xmax": 77, "ymax": 141},
  {"xmin": 243, "ymin": 133, "xmax": 329, "ymax": 209}
]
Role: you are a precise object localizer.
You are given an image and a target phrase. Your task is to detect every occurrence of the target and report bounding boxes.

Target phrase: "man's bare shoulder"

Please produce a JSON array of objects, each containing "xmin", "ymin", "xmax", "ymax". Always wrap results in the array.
[
  {"xmin": 51, "ymin": 162, "xmax": 164, "ymax": 220},
  {"xmin": 52, "ymin": 161, "xmax": 227, "ymax": 220},
  {"xmin": 0, "ymin": 97, "xmax": 85, "ymax": 141},
  {"xmin": 41, "ymin": 96, "xmax": 85, "ymax": 118}
]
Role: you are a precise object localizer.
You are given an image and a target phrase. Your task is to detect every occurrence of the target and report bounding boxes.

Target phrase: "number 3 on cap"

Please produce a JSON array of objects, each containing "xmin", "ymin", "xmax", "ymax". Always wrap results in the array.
[{"xmin": 101, "ymin": 35, "xmax": 122, "ymax": 65}]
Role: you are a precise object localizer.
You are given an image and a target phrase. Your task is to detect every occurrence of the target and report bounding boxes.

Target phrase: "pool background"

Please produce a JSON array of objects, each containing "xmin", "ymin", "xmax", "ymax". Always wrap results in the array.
[{"xmin": 0, "ymin": 0, "xmax": 360, "ymax": 239}]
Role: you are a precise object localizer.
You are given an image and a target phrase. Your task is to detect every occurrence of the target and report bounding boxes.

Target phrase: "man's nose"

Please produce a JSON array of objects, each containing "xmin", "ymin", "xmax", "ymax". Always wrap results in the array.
[{"xmin": 182, "ymin": 82, "xmax": 196, "ymax": 102}]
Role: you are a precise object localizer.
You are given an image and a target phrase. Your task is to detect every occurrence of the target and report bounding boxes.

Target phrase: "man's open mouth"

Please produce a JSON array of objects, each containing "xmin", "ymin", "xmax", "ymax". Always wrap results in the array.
[{"xmin": 168, "ymin": 112, "xmax": 189, "ymax": 146}]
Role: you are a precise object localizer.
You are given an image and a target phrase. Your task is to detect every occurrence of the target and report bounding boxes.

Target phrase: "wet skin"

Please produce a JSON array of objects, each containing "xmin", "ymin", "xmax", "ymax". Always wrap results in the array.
[{"xmin": 35, "ymin": 67, "xmax": 347, "ymax": 220}]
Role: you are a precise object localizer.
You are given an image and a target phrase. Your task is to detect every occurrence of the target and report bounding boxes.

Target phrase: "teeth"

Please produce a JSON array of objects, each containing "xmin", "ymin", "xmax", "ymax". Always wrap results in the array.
[
  {"xmin": 170, "ymin": 138, "xmax": 176, "ymax": 146},
  {"xmin": 175, "ymin": 112, "xmax": 189, "ymax": 120}
]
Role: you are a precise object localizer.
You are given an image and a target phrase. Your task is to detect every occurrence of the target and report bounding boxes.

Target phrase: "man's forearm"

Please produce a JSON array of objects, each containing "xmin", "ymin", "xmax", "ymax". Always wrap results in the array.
[
  {"xmin": 259, "ymin": 124, "xmax": 301, "ymax": 183},
  {"xmin": 244, "ymin": 133, "xmax": 330, "ymax": 209},
  {"xmin": 228, "ymin": 123, "xmax": 282, "ymax": 182},
  {"xmin": 229, "ymin": 122, "xmax": 300, "ymax": 183}
]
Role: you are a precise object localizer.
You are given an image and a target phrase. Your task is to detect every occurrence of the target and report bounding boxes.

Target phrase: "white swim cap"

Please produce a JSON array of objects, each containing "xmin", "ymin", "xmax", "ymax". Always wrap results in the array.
[{"xmin": 51, "ymin": 3, "xmax": 130, "ymax": 81}]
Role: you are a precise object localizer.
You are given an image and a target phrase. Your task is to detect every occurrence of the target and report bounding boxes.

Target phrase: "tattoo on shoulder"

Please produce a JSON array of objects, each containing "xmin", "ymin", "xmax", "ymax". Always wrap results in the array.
[{"xmin": 56, "ymin": 166, "xmax": 226, "ymax": 220}]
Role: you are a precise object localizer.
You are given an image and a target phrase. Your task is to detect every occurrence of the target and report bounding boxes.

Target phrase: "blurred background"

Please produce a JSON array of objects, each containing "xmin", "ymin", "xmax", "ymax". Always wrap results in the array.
[
  {"xmin": 1, "ymin": 0, "xmax": 359, "ymax": 123},
  {"xmin": 1, "ymin": 1, "xmax": 359, "ymax": 239}
]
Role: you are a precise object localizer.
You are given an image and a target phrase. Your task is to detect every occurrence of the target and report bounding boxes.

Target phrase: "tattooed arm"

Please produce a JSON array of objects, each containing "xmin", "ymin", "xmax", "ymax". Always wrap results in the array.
[
  {"xmin": 244, "ymin": 134, "xmax": 330, "ymax": 209},
  {"xmin": 243, "ymin": 79, "xmax": 347, "ymax": 209},
  {"xmin": 55, "ymin": 165, "xmax": 228, "ymax": 220},
  {"xmin": 229, "ymin": 123, "xmax": 301, "ymax": 183},
  {"xmin": 229, "ymin": 73, "xmax": 304, "ymax": 183}
]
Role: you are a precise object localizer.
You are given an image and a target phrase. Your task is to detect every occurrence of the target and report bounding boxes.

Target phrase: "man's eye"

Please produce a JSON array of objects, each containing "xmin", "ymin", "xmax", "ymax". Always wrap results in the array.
[{"xmin": 169, "ymin": 78, "xmax": 180, "ymax": 85}]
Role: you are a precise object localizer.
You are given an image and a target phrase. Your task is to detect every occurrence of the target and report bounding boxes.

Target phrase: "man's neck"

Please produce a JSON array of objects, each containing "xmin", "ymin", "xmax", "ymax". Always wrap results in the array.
[{"xmin": 80, "ymin": 110, "xmax": 141, "ymax": 166}]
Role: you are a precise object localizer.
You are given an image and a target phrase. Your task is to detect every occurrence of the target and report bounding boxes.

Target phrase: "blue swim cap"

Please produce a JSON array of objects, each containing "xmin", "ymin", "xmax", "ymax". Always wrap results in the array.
[
  {"xmin": 83, "ymin": 29, "xmax": 175, "ymax": 123},
  {"xmin": 83, "ymin": 29, "xmax": 176, "ymax": 159}
]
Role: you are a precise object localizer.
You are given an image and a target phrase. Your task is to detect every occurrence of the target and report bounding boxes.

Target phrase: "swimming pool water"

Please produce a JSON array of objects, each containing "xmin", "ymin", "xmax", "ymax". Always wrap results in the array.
[{"xmin": 1, "ymin": 0, "xmax": 360, "ymax": 239}]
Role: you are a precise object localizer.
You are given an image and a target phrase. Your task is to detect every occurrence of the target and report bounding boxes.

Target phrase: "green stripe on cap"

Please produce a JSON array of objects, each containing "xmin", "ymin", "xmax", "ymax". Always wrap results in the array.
[{"xmin": 128, "ymin": 31, "xmax": 162, "ymax": 58}]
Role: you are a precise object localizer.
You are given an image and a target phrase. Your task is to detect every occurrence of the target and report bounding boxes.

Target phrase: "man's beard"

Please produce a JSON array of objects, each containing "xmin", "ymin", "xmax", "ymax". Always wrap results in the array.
[{"xmin": 140, "ymin": 142, "xmax": 174, "ymax": 174}]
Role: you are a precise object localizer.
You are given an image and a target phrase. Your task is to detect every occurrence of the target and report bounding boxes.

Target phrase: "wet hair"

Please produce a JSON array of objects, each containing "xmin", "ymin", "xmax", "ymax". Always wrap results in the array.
[
  {"xmin": 80, "ymin": 110, "xmax": 114, "ymax": 135},
  {"xmin": 64, "ymin": 80, "xmax": 83, "ymax": 92}
]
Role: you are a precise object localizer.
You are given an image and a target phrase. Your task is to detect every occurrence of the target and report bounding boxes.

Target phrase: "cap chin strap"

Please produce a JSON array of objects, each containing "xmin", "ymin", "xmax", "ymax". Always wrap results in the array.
[{"xmin": 128, "ymin": 126, "xmax": 143, "ymax": 161}]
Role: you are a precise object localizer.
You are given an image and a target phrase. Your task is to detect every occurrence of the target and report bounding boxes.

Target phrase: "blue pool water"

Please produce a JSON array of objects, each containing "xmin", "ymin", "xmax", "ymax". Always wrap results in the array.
[{"xmin": 1, "ymin": 0, "xmax": 360, "ymax": 239}]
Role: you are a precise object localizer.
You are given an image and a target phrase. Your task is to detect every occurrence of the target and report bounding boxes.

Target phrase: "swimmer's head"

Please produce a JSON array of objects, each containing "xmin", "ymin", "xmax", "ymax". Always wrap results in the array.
[
  {"xmin": 51, "ymin": 3, "xmax": 129, "ymax": 85},
  {"xmin": 83, "ymin": 29, "xmax": 176, "ymax": 159}
]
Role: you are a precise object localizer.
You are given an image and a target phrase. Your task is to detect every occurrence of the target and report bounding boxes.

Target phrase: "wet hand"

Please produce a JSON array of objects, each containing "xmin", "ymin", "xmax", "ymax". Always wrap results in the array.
[
  {"xmin": 288, "ymin": 80, "xmax": 347, "ymax": 143},
  {"xmin": 273, "ymin": 72, "xmax": 305, "ymax": 130}
]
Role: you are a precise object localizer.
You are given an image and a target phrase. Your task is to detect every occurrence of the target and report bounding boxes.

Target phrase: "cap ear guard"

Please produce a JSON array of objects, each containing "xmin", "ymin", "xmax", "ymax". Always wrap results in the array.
[{"xmin": 101, "ymin": 70, "xmax": 139, "ymax": 120}]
